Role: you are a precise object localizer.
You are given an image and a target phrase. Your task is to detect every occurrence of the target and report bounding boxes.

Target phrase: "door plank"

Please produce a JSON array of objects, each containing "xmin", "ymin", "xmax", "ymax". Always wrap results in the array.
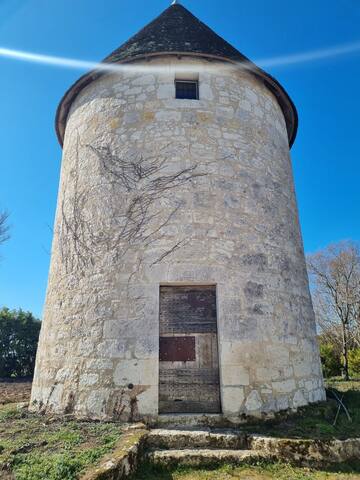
[{"xmin": 159, "ymin": 286, "xmax": 221, "ymax": 414}]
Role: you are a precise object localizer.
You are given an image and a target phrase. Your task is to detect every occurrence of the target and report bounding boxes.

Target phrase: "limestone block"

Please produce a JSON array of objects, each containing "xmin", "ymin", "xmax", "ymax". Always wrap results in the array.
[
  {"xmin": 77, "ymin": 339, "xmax": 97, "ymax": 356},
  {"xmin": 124, "ymin": 87, "xmax": 142, "ymax": 96},
  {"xmin": 113, "ymin": 359, "xmax": 158, "ymax": 386},
  {"xmin": 216, "ymin": 106, "xmax": 234, "ymax": 119},
  {"xmin": 266, "ymin": 345, "xmax": 290, "ymax": 367},
  {"xmin": 157, "ymin": 84, "xmax": 174, "ymax": 99},
  {"xmin": 272, "ymin": 379, "xmax": 296, "ymax": 394},
  {"xmin": 244, "ymin": 88, "xmax": 258, "ymax": 104},
  {"xmin": 222, "ymin": 365, "xmax": 250, "ymax": 386},
  {"xmin": 245, "ymin": 390, "xmax": 262, "ymax": 412},
  {"xmin": 104, "ymin": 318, "xmax": 155, "ymax": 338},
  {"xmin": 30, "ymin": 386, "xmax": 52, "ymax": 409},
  {"xmin": 299, "ymin": 338, "xmax": 317, "ymax": 352},
  {"xmin": 256, "ymin": 367, "xmax": 281, "ymax": 382},
  {"xmin": 134, "ymin": 336, "xmax": 158, "ymax": 359},
  {"xmin": 294, "ymin": 361, "xmax": 312, "ymax": 378},
  {"xmin": 55, "ymin": 368, "xmax": 73, "ymax": 382},
  {"xmin": 49, "ymin": 383, "xmax": 64, "ymax": 405},
  {"xmin": 276, "ymin": 395, "xmax": 289, "ymax": 411},
  {"xmin": 85, "ymin": 358, "xmax": 113, "ymax": 370},
  {"xmin": 254, "ymin": 106, "xmax": 264, "ymax": 118},
  {"xmin": 96, "ymin": 340, "xmax": 126, "ymax": 359},
  {"xmin": 200, "ymin": 84, "xmax": 214, "ymax": 100},
  {"xmin": 182, "ymin": 111, "xmax": 197, "ymax": 124},
  {"xmin": 85, "ymin": 389, "xmax": 110, "ymax": 416},
  {"xmin": 79, "ymin": 373, "xmax": 99, "ymax": 387},
  {"xmin": 305, "ymin": 379, "xmax": 317, "ymax": 391},
  {"xmin": 123, "ymin": 111, "xmax": 140, "ymax": 124},
  {"xmin": 155, "ymin": 110, "xmax": 181, "ymax": 122},
  {"xmin": 143, "ymin": 110, "xmax": 155, "ymax": 121},
  {"xmin": 309, "ymin": 388, "xmax": 326, "ymax": 403},
  {"xmin": 197, "ymin": 111, "xmax": 212, "ymax": 123},
  {"xmin": 132, "ymin": 75, "xmax": 155, "ymax": 86},
  {"xmin": 292, "ymin": 389, "xmax": 307, "ymax": 408},
  {"xmin": 221, "ymin": 387, "xmax": 245, "ymax": 414},
  {"xmin": 136, "ymin": 386, "xmax": 159, "ymax": 415}
]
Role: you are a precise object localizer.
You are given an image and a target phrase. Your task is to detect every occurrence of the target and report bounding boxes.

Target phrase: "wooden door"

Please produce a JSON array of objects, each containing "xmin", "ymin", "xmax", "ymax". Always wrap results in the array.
[{"xmin": 159, "ymin": 286, "xmax": 221, "ymax": 414}]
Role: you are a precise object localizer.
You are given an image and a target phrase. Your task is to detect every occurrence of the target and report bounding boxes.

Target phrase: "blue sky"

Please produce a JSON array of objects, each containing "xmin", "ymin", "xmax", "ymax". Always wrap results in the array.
[{"xmin": 0, "ymin": 0, "xmax": 359, "ymax": 319}]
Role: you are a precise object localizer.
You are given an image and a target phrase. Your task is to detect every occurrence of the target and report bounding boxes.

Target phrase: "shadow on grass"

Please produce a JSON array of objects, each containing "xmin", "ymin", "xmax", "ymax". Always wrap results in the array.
[
  {"xmin": 323, "ymin": 460, "xmax": 360, "ymax": 474},
  {"xmin": 131, "ymin": 459, "xmax": 360, "ymax": 479},
  {"xmin": 240, "ymin": 382, "xmax": 360, "ymax": 441},
  {"xmin": 131, "ymin": 462, "xmax": 174, "ymax": 480}
]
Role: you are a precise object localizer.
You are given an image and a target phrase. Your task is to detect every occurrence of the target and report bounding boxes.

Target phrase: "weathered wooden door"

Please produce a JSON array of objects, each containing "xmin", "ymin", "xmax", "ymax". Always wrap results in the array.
[{"xmin": 159, "ymin": 286, "xmax": 221, "ymax": 414}]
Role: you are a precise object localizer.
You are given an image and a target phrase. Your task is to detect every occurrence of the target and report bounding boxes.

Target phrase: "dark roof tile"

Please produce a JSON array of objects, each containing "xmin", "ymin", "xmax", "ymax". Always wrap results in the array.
[{"xmin": 104, "ymin": 3, "xmax": 250, "ymax": 63}]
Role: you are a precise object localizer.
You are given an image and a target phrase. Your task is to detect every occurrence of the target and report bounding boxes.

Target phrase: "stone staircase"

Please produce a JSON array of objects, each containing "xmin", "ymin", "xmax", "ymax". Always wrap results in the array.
[
  {"xmin": 80, "ymin": 426, "xmax": 360, "ymax": 478},
  {"xmin": 145, "ymin": 428, "xmax": 268, "ymax": 467}
]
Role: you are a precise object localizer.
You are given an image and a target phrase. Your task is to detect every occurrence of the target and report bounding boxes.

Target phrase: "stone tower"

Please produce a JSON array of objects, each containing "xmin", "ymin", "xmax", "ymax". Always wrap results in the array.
[{"xmin": 31, "ymin": 3, "xmax": 325, "ymax": 421}]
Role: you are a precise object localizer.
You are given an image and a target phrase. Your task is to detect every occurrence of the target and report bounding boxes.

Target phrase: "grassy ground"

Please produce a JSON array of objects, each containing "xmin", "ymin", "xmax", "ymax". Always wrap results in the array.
[
  {"xmin": 0, "ymin": 403, "xmax": 124, "ymax": 480},
  {"xmin": 0, "ymin": 379, "xmax": 359, "ymax": 479},
  {"xmin": 132, "ymin": 462, "xmax": 360, "ymax": 480},
  {"xmin": 237, "ymin": 380, "xmax": 360, "ymax": 440}
]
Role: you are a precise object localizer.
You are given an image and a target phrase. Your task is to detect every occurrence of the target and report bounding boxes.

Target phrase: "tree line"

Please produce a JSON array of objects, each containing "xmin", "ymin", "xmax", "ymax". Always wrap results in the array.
[{"xmin": 0, "ymin": 308, "xmax": 41, "ymax": 378}]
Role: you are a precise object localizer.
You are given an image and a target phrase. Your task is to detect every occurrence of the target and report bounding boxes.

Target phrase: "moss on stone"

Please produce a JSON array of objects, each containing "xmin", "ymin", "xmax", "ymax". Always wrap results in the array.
[{"xmin": 80, "ymin": 428, "xmax": 148, "ymax": 480}]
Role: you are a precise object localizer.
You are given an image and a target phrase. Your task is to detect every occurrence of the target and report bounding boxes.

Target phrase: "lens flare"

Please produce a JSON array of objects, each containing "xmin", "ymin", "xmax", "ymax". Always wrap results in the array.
[
  {"xmin": 0, "ymin": 41, "xmax": 359, "ymax": 74},
  {"xmin": 256, "ymin": 41, "xmax": 360, "ymax": 68}
]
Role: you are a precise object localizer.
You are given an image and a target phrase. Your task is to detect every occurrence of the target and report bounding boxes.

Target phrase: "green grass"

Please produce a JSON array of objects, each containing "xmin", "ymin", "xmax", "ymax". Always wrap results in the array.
[
  {"xmin": 237, "ymin": 380, "xmax": 360, "ymax": 440},
  {"xmin": 0, "ymin": 404, "xmax": 123, "ymax": 480},
  {"xmin": 1, "ymin": 380, "xmax": 360, "ymax": 479},
  {"xmin": 132, "ymin": 461, "xmax": 360, "ymax": 480}
]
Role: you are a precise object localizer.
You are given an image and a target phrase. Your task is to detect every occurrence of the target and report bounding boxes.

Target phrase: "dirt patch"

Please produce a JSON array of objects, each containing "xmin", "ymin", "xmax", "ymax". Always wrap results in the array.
[{"xmin": 0, "ymin": 379, "xmax": 32, "ymax": 405}]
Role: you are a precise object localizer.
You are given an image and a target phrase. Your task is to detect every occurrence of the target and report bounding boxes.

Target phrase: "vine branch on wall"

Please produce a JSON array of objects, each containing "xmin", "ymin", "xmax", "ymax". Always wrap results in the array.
[{"xmin": 59, "ymin": 133, "xmax": 215, "ymax": 277}]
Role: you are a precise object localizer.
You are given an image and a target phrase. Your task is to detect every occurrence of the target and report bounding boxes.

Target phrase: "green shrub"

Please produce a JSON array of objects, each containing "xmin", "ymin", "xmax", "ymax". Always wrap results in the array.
[
  {"xmin": 349, "ymin": 349, "xmax": 360, "ymax": 378},
  {"xmin": 0, "ymin": 307, "xmax": 41, "ymax": 378},
  {"xmin": 319, "ymin": 343, "xmax": 342, "ymax": 378}
]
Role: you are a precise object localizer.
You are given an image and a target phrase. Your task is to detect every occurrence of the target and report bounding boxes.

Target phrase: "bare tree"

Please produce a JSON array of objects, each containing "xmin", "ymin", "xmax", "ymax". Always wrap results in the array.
[
  {"xmin": 307, "ymin": 241, "xmax": 360, "ymax": 380},
  {"xmin": 0, "ymin": 210, "xmax": 10, "ymax": 246}
]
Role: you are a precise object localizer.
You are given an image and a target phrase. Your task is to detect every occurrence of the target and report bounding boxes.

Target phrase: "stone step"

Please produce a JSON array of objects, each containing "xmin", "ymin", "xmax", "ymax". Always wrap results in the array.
[
  {"xmin": 146, "ymin": 448, "xmax": 267, "ymax": 467},
  {"xmin": 147, "ymin": 428, "xmax": 248, "ymax": 450},
  {"xmin": 153, "ymin": 414, "xmax": 233, "ymax": 429}
]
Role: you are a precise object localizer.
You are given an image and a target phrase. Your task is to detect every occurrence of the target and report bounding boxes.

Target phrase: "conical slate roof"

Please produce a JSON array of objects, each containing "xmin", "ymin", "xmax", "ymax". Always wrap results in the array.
[
  {"xmin": 103, "ymin": 3, "xmax": 251, "ymax": 64},
  {"xmin": 56, "ymin": 2, "xmax": 297, "ymax": 147}
]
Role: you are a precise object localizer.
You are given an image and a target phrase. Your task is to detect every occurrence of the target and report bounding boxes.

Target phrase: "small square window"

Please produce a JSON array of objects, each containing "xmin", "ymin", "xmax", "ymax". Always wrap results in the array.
[{"xmin": 175, "ymin": 80, "xmax": 199, "ymax": 100}]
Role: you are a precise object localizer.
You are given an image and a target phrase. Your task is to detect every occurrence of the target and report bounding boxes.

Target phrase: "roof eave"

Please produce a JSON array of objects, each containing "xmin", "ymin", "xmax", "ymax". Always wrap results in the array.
[{"xmin": 55, "ymin": 52, "xmax": 298, "ymax": 148}]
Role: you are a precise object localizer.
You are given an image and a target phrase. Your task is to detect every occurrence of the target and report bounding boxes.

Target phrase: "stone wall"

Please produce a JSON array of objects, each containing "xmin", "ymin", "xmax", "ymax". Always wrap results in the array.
[{"xmin": 30, "ymin": 56, "xmax": 325, "ymax": 420}]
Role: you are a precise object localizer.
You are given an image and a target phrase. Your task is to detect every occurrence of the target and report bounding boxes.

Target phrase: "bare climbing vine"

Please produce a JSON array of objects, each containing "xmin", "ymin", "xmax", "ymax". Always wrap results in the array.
[{"xmin": 59, "ymin": 132, "xmax": 213, "ymax": 276}]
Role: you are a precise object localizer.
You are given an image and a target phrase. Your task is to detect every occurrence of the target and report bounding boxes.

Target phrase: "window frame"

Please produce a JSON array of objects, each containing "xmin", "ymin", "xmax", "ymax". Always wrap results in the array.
[{"xmin": 175, "ymin": 79, "xmax": 199, "ymax": 100}]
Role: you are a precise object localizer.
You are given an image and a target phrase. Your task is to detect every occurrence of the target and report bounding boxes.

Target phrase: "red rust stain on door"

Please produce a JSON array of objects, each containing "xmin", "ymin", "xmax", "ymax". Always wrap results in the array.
[{"xmin": 159, "ymin": 336, "xmax": 196, "ymax": 362}]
